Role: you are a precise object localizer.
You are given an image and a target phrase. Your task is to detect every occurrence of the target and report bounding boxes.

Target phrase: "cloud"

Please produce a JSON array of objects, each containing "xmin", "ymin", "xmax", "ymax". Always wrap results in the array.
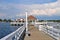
[
  {"xmin": 26, "ymin": 0, "xmax": 60, "ymax": 16},
  {"xmin": 0, "ymin": 4, "xmax": 10, "ymax": 10},
  {"xmin": 0, "ymin": 13, "xmax": 7, "ymax": 17},
  {"xmin": 29, "ymin": 8, "xmax": 56, "ymax": 16},
  {"xmin": 16, "ymin": 13, "xmax": 26, "ymax": 17},
  {"xmin": 0, "ymin": 0, "xmax": 60, "ymax": 18},
  {"xmin": 12, "ymin": 0, "xmax": 60, "ymax": 16}
]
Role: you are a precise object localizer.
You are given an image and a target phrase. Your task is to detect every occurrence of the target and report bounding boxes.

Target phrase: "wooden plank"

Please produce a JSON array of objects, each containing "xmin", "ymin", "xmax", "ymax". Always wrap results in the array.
[{"xmin": 24, "ymin": 26, "xmax": 54, "ymax": 40}]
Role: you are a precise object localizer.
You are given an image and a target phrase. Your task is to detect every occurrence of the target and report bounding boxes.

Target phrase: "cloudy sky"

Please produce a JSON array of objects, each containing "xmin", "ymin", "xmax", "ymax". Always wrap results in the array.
[{"xmin": 0, "ymin": 0, "xmax": 60, "ymax": 20}]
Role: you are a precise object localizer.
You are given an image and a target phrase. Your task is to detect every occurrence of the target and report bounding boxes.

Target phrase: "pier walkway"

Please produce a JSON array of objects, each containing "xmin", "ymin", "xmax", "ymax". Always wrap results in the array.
[{"xmin": 24, "ymin": 25, "xmax": 54, "ymax": 40}]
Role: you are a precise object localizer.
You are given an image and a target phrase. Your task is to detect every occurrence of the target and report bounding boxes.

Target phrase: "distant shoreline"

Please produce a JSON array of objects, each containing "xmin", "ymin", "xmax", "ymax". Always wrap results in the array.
[{"xmin": 0, "ymin": 20, "xmax": 60, "ymax": 22}]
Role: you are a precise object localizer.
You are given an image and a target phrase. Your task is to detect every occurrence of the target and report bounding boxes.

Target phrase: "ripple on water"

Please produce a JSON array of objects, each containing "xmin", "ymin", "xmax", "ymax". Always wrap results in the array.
[{"xmin": 0, "ymin": 22, "xmax": 19, "ymax": 39}]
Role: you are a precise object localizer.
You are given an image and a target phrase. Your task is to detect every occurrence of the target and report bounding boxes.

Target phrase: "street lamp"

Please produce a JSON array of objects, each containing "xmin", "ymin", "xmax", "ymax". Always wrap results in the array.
[{"xmin": 26, "ymin": 12, "xmax": 29, "ymax": 36}]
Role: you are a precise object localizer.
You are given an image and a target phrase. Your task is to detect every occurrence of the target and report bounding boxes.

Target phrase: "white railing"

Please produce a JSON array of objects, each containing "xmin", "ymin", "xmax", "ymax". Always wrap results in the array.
[
  {"xmin": 35, "ymin": 22, "xmax": 47, "ymax": 25},
  {"xmin": 39, "ymin": 25, "xmax": 60, "ymax": 40},
  {"xmin": 0, "ymin": 26, "xmax": 26, "ymax": 40}
]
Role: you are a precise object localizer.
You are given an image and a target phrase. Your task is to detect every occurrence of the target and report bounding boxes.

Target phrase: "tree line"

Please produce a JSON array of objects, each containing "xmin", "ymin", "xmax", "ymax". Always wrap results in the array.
[
  {"xmin": 0, "ymin": 19, "xmax": 13, "ymax": 22},
  {"xmin": 38, "ymin": 20, "xmax": 60, "ymax": 22},
  {"xmin": 47, "ymin": 20, "xmax": 60, "ymax": 22}
]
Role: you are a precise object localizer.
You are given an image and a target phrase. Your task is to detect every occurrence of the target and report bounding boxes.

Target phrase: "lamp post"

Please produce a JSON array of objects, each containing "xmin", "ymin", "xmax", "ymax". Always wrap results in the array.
[{"xmin": 26, "ymin": 12, "xmax": 28, "ymax": 36}]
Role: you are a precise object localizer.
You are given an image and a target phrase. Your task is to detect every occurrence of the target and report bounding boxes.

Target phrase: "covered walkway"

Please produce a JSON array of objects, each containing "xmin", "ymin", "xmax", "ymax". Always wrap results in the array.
[{"xmin": 24, "ymin": 25, "xmax": 54, "ymax": 40}]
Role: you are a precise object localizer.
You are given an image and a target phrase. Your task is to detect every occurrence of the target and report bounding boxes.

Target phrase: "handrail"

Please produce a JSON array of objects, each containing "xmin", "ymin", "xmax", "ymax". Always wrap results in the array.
[
  {"xmin": 39, "ymin": 25, "xmax": 60, "ymax": 40},
  {"xmin": 0, "ymin": 25, "xmax": 25, "ymax": 40}
]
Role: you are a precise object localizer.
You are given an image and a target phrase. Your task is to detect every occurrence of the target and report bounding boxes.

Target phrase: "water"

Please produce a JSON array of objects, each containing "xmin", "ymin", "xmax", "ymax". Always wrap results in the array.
[
  {"xmin": 47, "ymin": 22, "xmax": 60, "ymax": 29},
  {"xmin": 0, "ymin": 22, "xmax": 20, "ymax": 39},
  {"xmin": 47, "ymin": 22, "xmax": 58, "ymax": 26}
]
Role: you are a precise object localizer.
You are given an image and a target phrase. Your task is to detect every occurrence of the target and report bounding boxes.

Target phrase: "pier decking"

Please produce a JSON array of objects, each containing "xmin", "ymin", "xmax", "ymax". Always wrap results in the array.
[{"xmin": 24, "ymin": 25, "xmax": 54, "ymax": 40}]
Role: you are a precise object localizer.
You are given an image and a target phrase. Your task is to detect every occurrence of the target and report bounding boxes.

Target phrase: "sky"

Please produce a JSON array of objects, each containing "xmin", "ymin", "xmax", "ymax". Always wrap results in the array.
[{"xmin": 0, "ymin": 0, "xmax": 60, "ymax": 20}]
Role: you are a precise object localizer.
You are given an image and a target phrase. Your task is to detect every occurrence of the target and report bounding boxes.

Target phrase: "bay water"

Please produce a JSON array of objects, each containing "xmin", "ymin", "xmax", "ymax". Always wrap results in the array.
[{"xmin": 0, "ymin": 22, "xmax": 20, "ymax": 39}]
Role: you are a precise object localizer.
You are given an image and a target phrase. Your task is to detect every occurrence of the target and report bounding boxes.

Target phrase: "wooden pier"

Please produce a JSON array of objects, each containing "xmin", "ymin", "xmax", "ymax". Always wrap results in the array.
[{"xmin": 24, "ymin": 25, "xmax": 54, "ymax": 40}]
